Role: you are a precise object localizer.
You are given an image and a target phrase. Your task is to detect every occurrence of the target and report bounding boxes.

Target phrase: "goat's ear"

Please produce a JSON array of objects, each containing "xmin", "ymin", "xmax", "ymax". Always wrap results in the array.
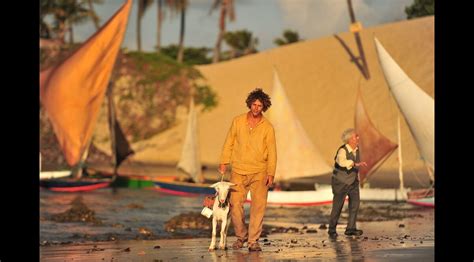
[
  {"xmin": 228, "ymin": 182, "xmax": 236, "ymax": 187},
  {"xmin": 209, "ymin": 182, "xmax": 219, "ymax": 188}
]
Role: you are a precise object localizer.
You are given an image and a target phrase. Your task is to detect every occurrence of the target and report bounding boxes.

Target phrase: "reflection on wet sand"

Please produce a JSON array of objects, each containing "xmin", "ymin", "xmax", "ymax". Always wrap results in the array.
[{"xmin": 328, "ymin": 237, "xmax": 364, "ymax": 261}]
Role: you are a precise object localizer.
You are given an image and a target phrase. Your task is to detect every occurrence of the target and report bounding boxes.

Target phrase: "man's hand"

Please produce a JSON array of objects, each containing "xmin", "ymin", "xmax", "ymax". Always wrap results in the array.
[
  {"xmin": 266, "ymin": 175, "xmax": 274, "ymax": 188},
  {"xmin": 355, "ymin": 161, "xmax": 368, "ymax": 167},
  {"xmin": 218, "ymin": 164, "xmax": 227, "ymax": 175}
]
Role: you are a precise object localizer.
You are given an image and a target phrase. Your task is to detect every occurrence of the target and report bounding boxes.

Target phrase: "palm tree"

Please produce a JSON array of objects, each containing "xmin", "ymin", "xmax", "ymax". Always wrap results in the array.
[
  {"xmin": 167, "ymin": 0, "xmax": 188, "ymax": 63},
  {"xmin": 223, "ymin": 29, "xmax": 258, "ymax": 59},
  {"xmin": 209, "ymin": 0, "xmax": 235, "ymax": 63},
  {"xmin": 67, "ymin": 0, "xmax": 91, "ymax": 44},
  {"xmin": 156, "ymin": 0, "xmax": 164, "ymax": 53},
  {"xmin": 86, "ymin": 0, "xmax": 104, "ymax": 31},
  {"xmin": 40, "ymin": 0, "xmax": 96, "ymax": 44},
  {"xmin": 137, "ymin": 0, "xmax": 153, "ymax": 51},
  {"xmin": 274, "ymin": 29, "xmax": 302, "ymax": 46}
]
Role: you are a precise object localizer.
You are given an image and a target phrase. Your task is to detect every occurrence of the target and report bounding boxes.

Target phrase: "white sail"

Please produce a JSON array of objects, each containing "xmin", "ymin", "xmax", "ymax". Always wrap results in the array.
[
  {"xmin": 177, "ymin": 98, "xmax": 204, "ymax": 183},
  {"xmin": 374, "ymin": 38, "xmax": 434, "ymax": 170},
  {"xmin": 268, "ymin": 69, "xmax": 332, "ymax": 182}
]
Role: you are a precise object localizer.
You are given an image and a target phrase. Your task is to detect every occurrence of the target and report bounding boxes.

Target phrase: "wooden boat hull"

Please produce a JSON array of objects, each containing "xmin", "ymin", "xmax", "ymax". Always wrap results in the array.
[
  {"xmin": 154, "ymin": 180, "xmax": 334, "ymax": 206},
  {"xmin": 153, "ymin": 180, "xmax": 215, "ymax": 196},
  {"xmin": 39, "ymin": 178, "xmax": 112, "ymax": 192},
  {"xmin": 407, "ymin": 197, "xmax": 434, "ymax": 207},
  {"xmin": 40, "ymin": 170, "xmax": 71, "ymax": 180},
  {"xmin": 246, "ymin": 187, "xmax": 334, "ymax": 207}
]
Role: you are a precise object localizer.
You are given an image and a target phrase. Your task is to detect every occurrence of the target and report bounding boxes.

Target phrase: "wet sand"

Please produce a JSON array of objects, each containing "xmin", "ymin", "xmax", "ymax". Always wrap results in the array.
[{"xmin": 40, "ymin": 211, "xmax": 434, "ymax": 261}]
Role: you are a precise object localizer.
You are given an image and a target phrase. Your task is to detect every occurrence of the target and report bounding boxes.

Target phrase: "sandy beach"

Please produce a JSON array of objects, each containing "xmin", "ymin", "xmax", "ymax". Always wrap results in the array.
[{"xmin": 40, "ymin": 206, "xmax": 434, "ymax": 261}]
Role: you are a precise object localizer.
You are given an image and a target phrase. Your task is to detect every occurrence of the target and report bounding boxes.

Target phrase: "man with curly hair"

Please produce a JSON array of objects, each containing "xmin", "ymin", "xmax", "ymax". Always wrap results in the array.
[{"xmin": 219, "ymin": 88, "xmax": 277, "ymax": 252}]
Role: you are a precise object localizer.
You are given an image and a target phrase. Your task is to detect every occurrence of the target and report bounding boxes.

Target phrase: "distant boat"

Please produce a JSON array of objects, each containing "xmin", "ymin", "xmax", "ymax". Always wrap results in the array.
[
  {"xmin": 374, "ymin": 37, "xmax": 434, "ymax": 207},
  {"xmin": 153, "ymin": 98, "xmax": 215, "ymax": 195},
  {"xmin": 39, "ymin": 0, "xmax": 133, "ymax": 192},
  {"xmin": 354, "ymin": 88, "xmax": 408, "ymax": 201}
]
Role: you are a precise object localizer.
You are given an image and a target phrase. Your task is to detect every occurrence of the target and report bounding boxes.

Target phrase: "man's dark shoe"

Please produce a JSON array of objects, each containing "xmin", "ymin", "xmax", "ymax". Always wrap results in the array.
[
  {"xmin": 344, "ymin": 229, "xmax": 363, "ymax": 236},
  {"xmin": 328, "ymin": 231, "xmax": 338, "ymax": 238},
  {"xmin": 232, "ymin": 239, "xmax": 246, "ymax": 249},
  {"xmin": 248, "ymin": 242, "xmax": 262, "ymax": 252}
]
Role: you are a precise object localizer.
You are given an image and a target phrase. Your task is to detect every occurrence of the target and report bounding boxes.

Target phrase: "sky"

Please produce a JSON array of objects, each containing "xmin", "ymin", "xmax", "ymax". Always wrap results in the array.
[{"xmin": 69, "ymin": 0, "xmax": 414, "ymax": 52}]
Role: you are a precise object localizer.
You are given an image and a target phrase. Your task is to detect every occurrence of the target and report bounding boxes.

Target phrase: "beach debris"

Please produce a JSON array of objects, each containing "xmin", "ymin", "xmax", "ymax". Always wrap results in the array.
[
  {"xmin": 154, "ymin": 245, "xmax": 161, "ymax": 249},
  {"xmin": 123, "ymin": 247, "xmax": 131, "ymax": 252},
  {"xmin": 127, "ymin": 203, "xmax": 144, "ymax": 209},
  {"xmin": 112, "ymin": 223, "xmax": 124, "ymax": 228},
  {"xmin": 420, "ymin": 240, "xmax": 423, "ymax": 244},
  {"xmin": 403, "ymin": 234, "xmax": 410, "ymax": 238},
  {"xmin": 108, "ymin": 235, "xmax": 117, "ymax": 241},
  {"xmin": 291, "ymin": 239, "xmax": 298, "ymax": 244},
  {"xmin": 319, "ymin": 224, "xmax": 327, "ymax": 229},
  {"xmin": 400, "ymin": 241, "xmax": 405, "ymax": 244},
  {"xmin": 165, "ymin": 212, "xmax": 211, "ymax": 232},
  {"xmin": 398, "ymin": 223, "xmax": 405, "ymax": 228},
  {"xmin": 124, "ymin": 227, "xmax": 132, "ymax": 231},
  {"xmin": 138, "ymin": 227, "xmax": 153, "ymax": 236},
  {"xmin": 302, "ymin": 226, "xmax": 308, "ymax": 230},
  {"xmin": 264, "ymin": 242, "xmax": 271, "ymax": 246},
  {"xmin": 263, "ymin": 238, "xmax": 269, "ymax": 242},
  {"xmin": 50, "ymin": 196, "xmax": 102, "ymax": 225},
  {"xmin": 89, "ymin": 246, "xmax": 105, "ymax": 252},
  {"xmin": 306, "ymin": 229, "xmax": 318, "ymax": 233},
  {"xmin": 137, "ymin": 250, "xmax": 146, "ymax": 255}
]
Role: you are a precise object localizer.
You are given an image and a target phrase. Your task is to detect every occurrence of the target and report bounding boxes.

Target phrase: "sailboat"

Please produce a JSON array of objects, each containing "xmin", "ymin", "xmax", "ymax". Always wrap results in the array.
[
  {"xmin": 39, "ymin": 0, "xmax": 133, "ymax": 192},
  {"xmin": 374, "ymin": 37, "xmax": 434, "ymax": 207},
  {"xmin": 153, "ymin": 98, "xmax": 215, "ymax": 196},
  {"xmin": 246, "ymin": 69, "xmax": 335, "ymax": 206},
  {"xmin": 354, "ymin": 88, "xmax": 410, "ymax": 201}
]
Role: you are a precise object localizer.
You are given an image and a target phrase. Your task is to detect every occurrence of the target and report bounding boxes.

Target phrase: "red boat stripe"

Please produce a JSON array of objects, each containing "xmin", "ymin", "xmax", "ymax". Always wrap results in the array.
[{"xmin": 49, "ymin": 182, "xmax": 110, "ymax": 192}]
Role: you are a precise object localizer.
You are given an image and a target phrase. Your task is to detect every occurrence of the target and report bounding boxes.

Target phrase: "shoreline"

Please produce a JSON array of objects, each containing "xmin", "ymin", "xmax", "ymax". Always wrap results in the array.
[{"xmin": 40, "ymin": 213, "xmax": 434, "ymax": 261}]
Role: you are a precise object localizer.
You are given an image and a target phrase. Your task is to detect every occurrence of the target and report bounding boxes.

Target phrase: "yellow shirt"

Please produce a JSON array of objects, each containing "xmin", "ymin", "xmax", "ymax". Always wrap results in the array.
[{"xmin": 220, "ymin": 113, "xmax": 277, "ymax": 176}]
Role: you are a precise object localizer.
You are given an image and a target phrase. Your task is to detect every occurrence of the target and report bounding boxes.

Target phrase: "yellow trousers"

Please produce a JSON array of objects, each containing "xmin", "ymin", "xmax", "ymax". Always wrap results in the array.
[{"xmin": 230, "ymin": 171, "xmax": 269, "ymax": 244}]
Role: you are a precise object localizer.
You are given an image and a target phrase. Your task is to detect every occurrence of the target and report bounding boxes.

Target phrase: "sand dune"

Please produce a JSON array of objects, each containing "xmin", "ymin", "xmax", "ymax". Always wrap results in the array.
[{"xmin": 125, "ymin": 16, "xmax": 434, "ymax": 179}]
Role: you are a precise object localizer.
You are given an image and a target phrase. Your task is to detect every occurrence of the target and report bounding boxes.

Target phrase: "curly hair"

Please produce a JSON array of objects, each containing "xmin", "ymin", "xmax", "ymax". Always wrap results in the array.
[{"xmin": 245, "ymin": 88, "xmax": 272, "ymax": 112}]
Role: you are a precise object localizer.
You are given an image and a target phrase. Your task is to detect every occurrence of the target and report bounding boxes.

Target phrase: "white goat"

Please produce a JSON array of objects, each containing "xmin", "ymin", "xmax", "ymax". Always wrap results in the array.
[{"xmin": 208, "ymin": 181, "xmax": 235, "ymax": 251}]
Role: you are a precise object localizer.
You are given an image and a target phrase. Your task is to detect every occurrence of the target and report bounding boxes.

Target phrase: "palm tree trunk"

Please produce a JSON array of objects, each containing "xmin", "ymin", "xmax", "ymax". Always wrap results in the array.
[
  {"xmin": 156, "ymin": 0, "xmax": 163, "ymax": 53},
  {"xmin": 87, "ymin": 0, "xmax": 100, "ymax": 30},
  {"xmin": 177, "ymin": 6, "xmax": 186, "ymax": 63},
  {"xmin": 137, "ymin": 13, "xmax": 142, "ymax": 51},
  {"xmin": 57, "ymin": 20, "xmax": 67, "ymax": 43},
  {"xmin": 69, "ymin": 25, "xmax": 74, "ymax": 44},
  {"xmin": 212, "ymin": 1, "xmax": 227, "ymax": 63}
]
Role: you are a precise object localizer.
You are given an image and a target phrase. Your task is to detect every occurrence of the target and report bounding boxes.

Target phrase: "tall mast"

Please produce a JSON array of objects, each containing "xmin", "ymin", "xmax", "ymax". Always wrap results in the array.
[
  {"xmin": 347, "ymin": 0, "xmax": 370, "ymax": 79},
  {"xmin": 397, "ymin": 114, "xmax": 405, "ymax": 191},
  {"xmin": 107, "ymin": 81, "xmax": 118, "ymax": 180}
]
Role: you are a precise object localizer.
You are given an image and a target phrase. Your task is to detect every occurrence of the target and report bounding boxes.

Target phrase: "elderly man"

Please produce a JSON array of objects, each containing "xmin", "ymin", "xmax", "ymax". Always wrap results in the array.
[
  {"xmin": 219, "ymin": 88, "xmax": 277, "ymax": 252},
  {"xmin": 328, "ymin": 128, "xmax": 367, "ymax": 238}
]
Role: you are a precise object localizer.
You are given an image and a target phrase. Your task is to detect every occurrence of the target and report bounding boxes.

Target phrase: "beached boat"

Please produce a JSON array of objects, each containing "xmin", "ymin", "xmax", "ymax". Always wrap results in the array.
[
  {"xmin": 153, "ymin": 98, "xmax": 218, "ymax": 195},
  {"xmin": 39, "ymin": 0, "xmax": 133, "ymax": 192},
  {"xmin": 374, "ymin": 37, "xmax": 434, "ymax": 207},
  {"xmin": 354, "ymin": 88, "xmax": 410, "ymax": 201}
]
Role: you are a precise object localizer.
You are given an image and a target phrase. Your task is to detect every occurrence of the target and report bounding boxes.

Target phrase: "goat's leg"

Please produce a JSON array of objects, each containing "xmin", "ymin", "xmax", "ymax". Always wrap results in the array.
[
  {"xmin": 209, "ymin": 217, "xmax": 217, "ymax": 251},
  {"xmin": 223, "ymin": 215, "xmax": 231, "ymax": 249},
  {"xmin": 219, "ymin": 216, "xmax": 228, "ymax": 250}
]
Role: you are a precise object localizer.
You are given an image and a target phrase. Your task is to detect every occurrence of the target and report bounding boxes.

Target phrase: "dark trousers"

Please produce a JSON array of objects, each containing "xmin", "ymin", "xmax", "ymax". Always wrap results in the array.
[{"xmin": 328, "ymin": 176, "xmax": 360, "ymax": 233}]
